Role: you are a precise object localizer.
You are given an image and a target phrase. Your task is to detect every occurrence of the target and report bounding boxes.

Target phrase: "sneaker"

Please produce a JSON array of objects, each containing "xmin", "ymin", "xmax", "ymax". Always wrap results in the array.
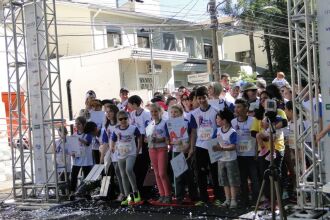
[
  {"xmin": 195, "ymin": 200, "xmax": 206, "ymax": 206},
  {"xmin": 121, "ymin": 195, "xmax": 131, "ymax": 206},
  {"xmin": 163, "ymin": 196, "xmax": 172, "ymax": 204},
  {"xmin": 220, "ymin": 200, "xmax": 231, "ymax": 208},
  {"xmin": 116, "ymin": 194, "xmax": 125, "ymax": 202},
  {"xmin": 213, "ymin": 199, "xmax": 221, "ymax": 207},
  {"xmin": 157, "ymin": 196, "xmax": 164, "ymax": 203},
  {"xmin": 133, "ymin": 191, "xmax": 141, "ymax": 203},
  {"xmin": 230, "ymin": 200, "xmax": 237, "ymax": 209}
]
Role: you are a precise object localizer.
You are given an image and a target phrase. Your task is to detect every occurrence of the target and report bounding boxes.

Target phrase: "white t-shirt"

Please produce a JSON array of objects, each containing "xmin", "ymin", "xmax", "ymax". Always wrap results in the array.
[
  {"xmin": 72, "ymin": 132, "xmax": 94, "ymax": 167},
  {"xmin": 212, "ymin": 127, "xmax": 238, "ymax": 162},
  {"xmin": 302, "ymin": 96, "xmax": 322, "ymax": 142},
  {"xmin": 102, "ymin": 123, "xmax": 119, "ymax": 162},
  {"xmin": 225, "ymin": 92, "xmax": 236, "ymax": 104},
  {"xmin": 162, "ymin": 111, "xmax": 169, "ymax": 121},
  {"xmin": 208, "ymin": 98, "xmax": 235, "ymax": 112},
  {"xmin": 117, "ymin": 100, "xmax": 128, "ymax": 111},
  {"xmin": 231, "ymin": 116, "xmax": 256, "ymax": 156},
  {"xmin": 130, "ymin": 109, "xmax": 151, "ymax": 135},
  {"xmin": 165, "ymin": 117, "xmax": 191, "ymax": 152},
  {"xmin": 272, "ymin": 78, "xmax": 289, "ymax": 88},
  {"xmin": 190, "ymin": 105, "xmax": 218, "ymax": 149},
  {"xmin": 285, "ymin": 119, "xmax": 306, "ymax": 149},
  {"xmin": 146, "ymin": 119, "xmax": 168, "ymax": 148},
  {"xmin": 55, "ymin": 139, "xmax": 72, "ymax": 172},
  {"xmin": 111, "ymin": 125, "xmax": 141, "ymax": 160}
]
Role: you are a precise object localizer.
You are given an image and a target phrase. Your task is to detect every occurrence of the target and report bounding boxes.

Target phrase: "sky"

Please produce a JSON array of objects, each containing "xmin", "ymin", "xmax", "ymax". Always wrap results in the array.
[{"xmin": 72, "ymin": 0, "xmax": 211, "ymax": 22}]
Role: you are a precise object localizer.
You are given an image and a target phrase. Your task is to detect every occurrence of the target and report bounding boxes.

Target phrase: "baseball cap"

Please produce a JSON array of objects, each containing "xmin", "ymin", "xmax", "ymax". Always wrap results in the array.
[
  {"xmin": 120, "ymin": 87, "xmax": 129, "ymax": 93},
  {"xmin": 85, "ymin": 90, "xmax": 96, "ymax": 99}
]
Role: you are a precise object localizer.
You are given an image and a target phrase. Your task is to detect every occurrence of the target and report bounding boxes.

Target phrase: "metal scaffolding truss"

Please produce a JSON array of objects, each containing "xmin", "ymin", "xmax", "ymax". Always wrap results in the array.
[
  {"xmin": 3, "ymin": 0, "xmax": 33, "ymax": 201},
  {"xmin": 287, "ymin": 0, "xmax": 322, "ymax": 209},
  {"xmin": 3, "ymin": 0, "xmax": 66, "ymax": 202}
]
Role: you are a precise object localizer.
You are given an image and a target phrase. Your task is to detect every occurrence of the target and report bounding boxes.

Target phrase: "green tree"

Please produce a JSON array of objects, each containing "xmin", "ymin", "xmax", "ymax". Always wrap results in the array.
[{"xmin": 220, "ymin": 0, "xmax": 290, "ymax": 76}]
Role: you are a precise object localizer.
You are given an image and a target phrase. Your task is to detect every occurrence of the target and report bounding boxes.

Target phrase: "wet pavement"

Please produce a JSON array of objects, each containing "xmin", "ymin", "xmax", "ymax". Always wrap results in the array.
[{"xmin": 0, "ymin": 198, "xmax": 252, "ymax": 220}]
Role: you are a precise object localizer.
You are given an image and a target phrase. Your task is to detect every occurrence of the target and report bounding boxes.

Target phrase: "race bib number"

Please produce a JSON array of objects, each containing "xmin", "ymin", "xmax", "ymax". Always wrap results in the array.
[
  {"xmin": 117, "ymin": 143, "xmax": 132, "ymax": 157},
  {"xmin": 198, "ymin": 127, "xmax": 213, "ymax": 141},
  {"xmin": 238, "ymin": 140, "xmax": 253, "ymax": 153}
]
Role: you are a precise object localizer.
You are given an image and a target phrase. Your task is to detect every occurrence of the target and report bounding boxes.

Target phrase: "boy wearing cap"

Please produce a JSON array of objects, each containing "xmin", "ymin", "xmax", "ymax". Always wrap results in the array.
[
  {"xmin": 79, "ymin": 90, "xmax": 96, "ymax": 119},
  {"xmin": 117, "ymin": 88, "xmax": 129, "ymax": 111}
]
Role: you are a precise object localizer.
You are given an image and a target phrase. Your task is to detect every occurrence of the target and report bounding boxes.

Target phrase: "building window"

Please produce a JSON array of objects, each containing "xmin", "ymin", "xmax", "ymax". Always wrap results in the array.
[
  {"xmin": 163, "ymin": 33, "xmax": 176, "ymax": 51},
  {"xmin": 185, "ymin": 37, "xmax": 195, "ymax": 58},
  {"xmin": 203, "ymin": 39, "xmax": 213, "ymax": 59},
  {"xmin": 139, "ymin": 76, "xmax": 153, "ymax": 90},
  {"xmin": 137, "ymin": 33, "xmax": 150, "ymax": 48},
  {"xmin": 107, "ymin": 26, "xmax": 121, "ymax": 47},
  {"xmin": 235, "ymin": 50, "xmax": 251, "ymax": 63}
]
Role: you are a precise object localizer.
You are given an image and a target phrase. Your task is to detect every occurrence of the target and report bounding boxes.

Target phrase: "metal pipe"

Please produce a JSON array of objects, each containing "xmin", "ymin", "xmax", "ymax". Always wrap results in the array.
[{"xmin": 66, "ymin": 79, "xmax": 73, "ymax": 135}]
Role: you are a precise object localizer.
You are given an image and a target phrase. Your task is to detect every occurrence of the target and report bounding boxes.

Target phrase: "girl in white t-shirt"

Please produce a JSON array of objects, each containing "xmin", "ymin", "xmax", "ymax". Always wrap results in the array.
[
  {"xmin": 146, "ymin": 103, "xmax": 172, "ymax": 204},
  {"xmin": 212, "ymin": 109, "xmax": 240, "ymax": 208},
  {"xmin": 101, "ymin": 104, "xmax": 125, "ymax": 201},
  {"xmin": 70, "ymin": 117, "xmax": 94, "ymax": 192},
  {"xmin": 127, "ymin": 95, "xmax": 151, "ymax": 197},
  {"xmin": 111, "ymin": 110, "xmax": 142, "ymax": 205},
  {"xmin": 56, "ymin": 126, "xmax": 71, "ymax": 194}
]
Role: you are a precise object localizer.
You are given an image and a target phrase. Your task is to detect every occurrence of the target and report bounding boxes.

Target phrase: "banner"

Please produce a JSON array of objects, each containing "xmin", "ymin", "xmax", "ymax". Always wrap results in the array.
[{"xmin": 25, "ymin": 3, "xmax": 54, "ymax": 184}]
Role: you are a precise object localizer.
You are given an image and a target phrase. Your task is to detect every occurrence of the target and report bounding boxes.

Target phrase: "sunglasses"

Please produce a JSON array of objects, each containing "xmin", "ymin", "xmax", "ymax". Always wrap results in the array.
[{"xmin": 118, "ymin": 117, "xmax": 128, "ymax": 121}]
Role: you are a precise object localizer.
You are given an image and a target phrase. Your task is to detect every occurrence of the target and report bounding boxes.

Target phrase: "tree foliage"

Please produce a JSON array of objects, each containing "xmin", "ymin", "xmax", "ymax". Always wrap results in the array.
[{"xmin": 219, "ymin": 0, "xmax": 290, "ymax": 76}]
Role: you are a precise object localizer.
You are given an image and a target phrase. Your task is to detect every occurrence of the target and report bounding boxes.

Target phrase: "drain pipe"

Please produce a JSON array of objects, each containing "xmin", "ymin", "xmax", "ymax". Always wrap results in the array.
[{"xmin": 66, "ymin": 79, "xmax": 73, "ymax": 135}]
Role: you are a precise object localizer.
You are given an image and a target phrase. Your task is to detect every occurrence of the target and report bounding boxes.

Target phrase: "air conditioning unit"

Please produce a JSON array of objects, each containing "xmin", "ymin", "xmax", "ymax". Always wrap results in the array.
[
  {"xmin": 240, "ymin": 51, "xmax": 250, "ymax": 59},
  {"xmin": 147, "ymin": 63, "xmax": 162, "ymax": 74}
]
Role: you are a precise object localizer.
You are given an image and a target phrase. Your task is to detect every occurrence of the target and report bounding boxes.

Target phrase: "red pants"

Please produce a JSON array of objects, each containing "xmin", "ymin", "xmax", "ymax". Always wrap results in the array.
[{"xmin": 149, "ymin": 147, "xmax": 171, "ymax": 197}]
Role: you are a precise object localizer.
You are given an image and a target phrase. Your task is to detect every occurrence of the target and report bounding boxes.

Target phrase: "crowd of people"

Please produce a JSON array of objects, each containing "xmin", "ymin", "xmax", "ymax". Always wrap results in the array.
[{"xmin": 55, "ymin": 71, "xmax": 324, "ymax": 209}]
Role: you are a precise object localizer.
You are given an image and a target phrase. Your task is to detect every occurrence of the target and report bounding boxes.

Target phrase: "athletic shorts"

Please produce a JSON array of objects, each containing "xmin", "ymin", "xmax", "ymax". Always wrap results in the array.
[{"xmin": 218, "ymin": 160, "xmax": 241, "ymax": 187}]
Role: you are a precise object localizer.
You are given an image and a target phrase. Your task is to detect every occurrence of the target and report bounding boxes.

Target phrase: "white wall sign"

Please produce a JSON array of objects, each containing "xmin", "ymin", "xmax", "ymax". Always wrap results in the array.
[{"xmin": 187, "ymin": 72, "xmax": 210, "ymax": 84}]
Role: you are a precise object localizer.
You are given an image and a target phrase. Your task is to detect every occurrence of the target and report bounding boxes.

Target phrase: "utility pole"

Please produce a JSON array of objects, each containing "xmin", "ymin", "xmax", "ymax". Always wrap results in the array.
[
  {"xmin": 150, "ymin": 30, "xmax": 155, "ymax": 95},
  {"xmin": 209, "ymin": 0, "xmax": 220, "ymax": 82}
]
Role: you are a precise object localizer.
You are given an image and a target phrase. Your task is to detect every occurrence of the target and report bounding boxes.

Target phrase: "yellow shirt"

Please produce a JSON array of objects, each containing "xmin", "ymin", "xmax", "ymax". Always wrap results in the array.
[
  {"xmin": 251, "ymin": 109, "xmax": 287, "ymax": 152},
  {"xmin": 251, "ymin": 118, "xmax": 270, "ymax": 151}
]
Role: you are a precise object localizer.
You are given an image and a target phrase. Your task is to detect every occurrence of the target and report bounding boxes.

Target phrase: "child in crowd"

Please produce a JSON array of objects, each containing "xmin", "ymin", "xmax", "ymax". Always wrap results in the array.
[
  {"xmin": 146, "ymin": 103, "xmax": 172, "ymax": 204},
  {"xmin": 190, "ymin": 86, "xmax": 223, "ymax": 206},
  {"xmin": 70, "ymin": 117, "xmax": 94, "ymax": 192},
  {"xmin": 231, "ymin": 99, "xmax": 259, "ymax": 206},
  {"xmin": 111, "ymin": 110, "xmax": 142, "ymax": 205},
  {"xmin": 101, "ymin": 104, "xmax": 125, "ymax": 201},
  {"xmin": 272, "ymin": 72, "xmax": 289, "ymax": 89},
  {"xmin": 128, "ymin": 95, "xmax": 151, "ymax": 197},
  {"xmin": 213, "ymin": 109, "xmax": 240, "ymax": 208},
  {"xmin": 56, "ymin": 126, "xmax": 71, "ymax": 194},
  {"xmin": 166, "ymin": 104, "xmax": 197, "ymax": 204}
]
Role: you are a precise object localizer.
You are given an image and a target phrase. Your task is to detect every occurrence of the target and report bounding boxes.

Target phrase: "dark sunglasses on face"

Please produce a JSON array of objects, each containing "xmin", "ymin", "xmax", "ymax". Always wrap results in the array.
[{"xmin": 119, "ymin": 117, "xmax": 128, "ymax": 121}]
